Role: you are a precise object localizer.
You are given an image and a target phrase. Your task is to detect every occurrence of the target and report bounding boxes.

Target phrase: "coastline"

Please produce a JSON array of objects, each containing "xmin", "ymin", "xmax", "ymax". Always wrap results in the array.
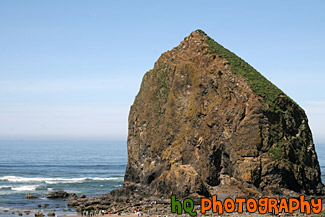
[
  {"xmin": 4, "ymin": 209, "xmax": 325, "ymax": 217},
  {"xmin": 1, "ymin": 195, "xmax": 325, "ymax": 217},
  {"xmin": 0, "ymin": 206, "xmax": 77, "ymax": 217},
  {"xmin": 0, "ymin": 141, "xmax": 126, "ymax": 217}
]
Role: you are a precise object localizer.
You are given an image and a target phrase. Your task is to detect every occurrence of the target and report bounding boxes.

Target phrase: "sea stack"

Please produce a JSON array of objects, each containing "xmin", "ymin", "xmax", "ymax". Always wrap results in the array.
[{"xmin": 124, "ymin": 30, "xmax": 323, "ymax": 199}]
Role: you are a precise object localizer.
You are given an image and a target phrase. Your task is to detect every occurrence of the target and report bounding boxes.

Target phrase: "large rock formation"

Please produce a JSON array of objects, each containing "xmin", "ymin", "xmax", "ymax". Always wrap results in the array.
[{"xmin": 124, "ymin": 30, "xmax": 323, "ymax": 199}]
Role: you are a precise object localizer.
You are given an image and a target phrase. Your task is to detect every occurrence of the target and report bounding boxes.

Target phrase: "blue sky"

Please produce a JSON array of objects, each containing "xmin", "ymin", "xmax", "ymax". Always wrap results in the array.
[{"xmin": 0, "ymin": 1, "xmax": 324, "ymax": 143}]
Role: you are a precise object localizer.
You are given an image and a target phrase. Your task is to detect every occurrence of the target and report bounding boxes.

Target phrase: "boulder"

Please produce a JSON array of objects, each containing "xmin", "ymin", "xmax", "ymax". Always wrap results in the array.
[
  {"xmin": 69, "ymin": 193, "xmax": 78, "ymax": 198},
  {"xmin": 46, "ymin": 190, "xmax": 76, "ymax": 199},
  {"xmin": 25, "ymin": 193, "xmax": 39, "ymax": 199},
  {"xmin": 123, "ymin": 30, "xmax": 323, "ymax": 198},
  {"xmin": 67, "ymin": 199, "xmax": 79, "ymax": 207}
]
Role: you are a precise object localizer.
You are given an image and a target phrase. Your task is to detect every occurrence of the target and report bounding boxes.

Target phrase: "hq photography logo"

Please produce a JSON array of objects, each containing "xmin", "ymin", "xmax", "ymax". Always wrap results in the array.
[{"xmin": 170, "ymin": 195, "xmax": 322, "ymax": 216}]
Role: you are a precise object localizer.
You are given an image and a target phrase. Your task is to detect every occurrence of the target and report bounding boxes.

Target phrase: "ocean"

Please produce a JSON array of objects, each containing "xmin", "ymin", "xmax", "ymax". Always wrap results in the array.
[
  {"xmin": 0, "ymin": 141, "xmax": 324, "ymax": 216},
  {"xmin": 316, "ymin": 144, "xmax": 325, "ymax": 182},
  {"xmin": 0, "ymin": 141, "xmax": 127, "ymax": 216}
]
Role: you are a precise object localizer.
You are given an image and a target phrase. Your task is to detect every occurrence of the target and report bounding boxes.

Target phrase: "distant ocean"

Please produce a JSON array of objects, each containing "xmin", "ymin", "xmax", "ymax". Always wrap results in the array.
[
  {"xmin": 0, "ymin": 141, "xmax": 324, "ymax": 216},
  {"xmin": 0, "ymin": 141, "xmax": 127, "ymax": 216},
  {"xmin": 316, "ymin": 144, "xmax": 325, "ymax": 182}
]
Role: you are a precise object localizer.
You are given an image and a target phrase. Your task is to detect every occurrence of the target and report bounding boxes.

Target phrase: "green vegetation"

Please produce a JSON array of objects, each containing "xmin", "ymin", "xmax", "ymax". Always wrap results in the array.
[
  {"xmin": 149, "ymin": 64, "xmax": 171, "ymax": 114},
  {"xmin": 196, "ymin": 29, "xmax": 284, "ymax": 109},
  {"xmin": 152, "ymin": 64, "xmax": 170, "ymax": 99},
  {"xmin": 269, "ymin": 141, "xmax": 284, "ymax": 160}
]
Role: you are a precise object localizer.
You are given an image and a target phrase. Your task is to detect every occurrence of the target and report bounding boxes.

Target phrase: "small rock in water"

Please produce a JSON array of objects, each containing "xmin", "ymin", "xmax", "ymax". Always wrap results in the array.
[
  {"xmin": 46, "ymin": 190, "xmax": 76, "ymax": 199},
  {"xmin": 37, "ymin": 204, "xmax": 41, "ymax": 208},
  {"xmin": 25, "ymin": 193, "xmax": 39, "ymax": 199},
  {"xmin": 47, "ymin": 212, "xmax": 55, "ymax": 216}
]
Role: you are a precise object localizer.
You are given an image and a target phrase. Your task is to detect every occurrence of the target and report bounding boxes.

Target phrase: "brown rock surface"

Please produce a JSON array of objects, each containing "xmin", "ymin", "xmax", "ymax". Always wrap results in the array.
[
  {"xmin": 46, "ymin": 190, "xmax": 76, "ymax": 199},
  {"xmin": 122, "ymin": 30, "xmax": 323, "ymax": 198},
  {"xmin": 25, "ymin": 193, "xmax": 39, "ymax": 199}
]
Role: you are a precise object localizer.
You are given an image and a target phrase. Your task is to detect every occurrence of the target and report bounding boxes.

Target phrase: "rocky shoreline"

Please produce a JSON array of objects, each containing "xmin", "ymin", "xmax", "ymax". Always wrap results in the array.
[
  {"xmin": 0, "ymin": 208, "xmax": 76, "ymax": 217},
  {"xmin": 0, "ymin": 190, "xmax": 321, "ymax": 217},
  {"xmin": 67, "ymin": 194, "xmax": 325, "ymax": 217},
  {"xmin": 47, "ymin": 190, "xmax": 325, "ymax": 217},
  {"xmin": 0, "ymin": 191, "xmax": 77, "ymax": 217}
]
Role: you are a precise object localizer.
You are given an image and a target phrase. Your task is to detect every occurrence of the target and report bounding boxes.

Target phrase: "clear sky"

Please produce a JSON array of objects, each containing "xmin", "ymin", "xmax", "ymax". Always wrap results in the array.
[{"xmin": 0, "ymin": 1, "xmax": 324, "ymax": 143}]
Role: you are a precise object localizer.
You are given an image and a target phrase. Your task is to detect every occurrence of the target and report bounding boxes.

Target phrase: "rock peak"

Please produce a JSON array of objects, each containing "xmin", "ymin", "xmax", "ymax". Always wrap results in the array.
[
  {"xmin": 179, "ymin": 29, "xmax": 208, "ymax": 48},
  {"xmin": 187, "ymin": 29, "xmax": 206, "ymax": 38}
]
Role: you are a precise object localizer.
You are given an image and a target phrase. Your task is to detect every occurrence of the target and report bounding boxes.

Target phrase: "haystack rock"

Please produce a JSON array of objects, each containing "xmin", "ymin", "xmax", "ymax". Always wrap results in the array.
[{"xmin": 123, "ymin": 30, "xmax": 323, "ymax": 199}]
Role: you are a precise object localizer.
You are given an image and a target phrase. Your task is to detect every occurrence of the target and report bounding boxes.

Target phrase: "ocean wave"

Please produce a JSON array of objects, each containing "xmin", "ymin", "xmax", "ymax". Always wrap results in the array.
[
  {"xmin": 0, "ymin": 176, "xmax": 123, "ymax": 184},
  {"xmin": 0, "ymin": 185, "xmax": 12, "ymax": 190},
  {"xmin": 0, "ymin": 192, "xmax": 12, "ymax": 195},
  {"xmin": 91, "ymin": 177, "xmax": 123, "ymax": 181},
  {"xmin": 45, "ymin": 178, "xmax": 87, "ymax": 184},
  {"xmin": 11, "ymin": 185, "xmax": 39, "ymax": 191}
]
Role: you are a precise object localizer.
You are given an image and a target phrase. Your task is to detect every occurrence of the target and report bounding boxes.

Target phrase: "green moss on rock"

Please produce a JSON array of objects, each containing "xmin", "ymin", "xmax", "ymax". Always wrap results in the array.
[
  {"xmin": 196, "ymin": 29, "xmax": 285, "ymax": 109},
  {"xmin": 269, "ymin": 141, "xmax": 284, "ymax": 160}
]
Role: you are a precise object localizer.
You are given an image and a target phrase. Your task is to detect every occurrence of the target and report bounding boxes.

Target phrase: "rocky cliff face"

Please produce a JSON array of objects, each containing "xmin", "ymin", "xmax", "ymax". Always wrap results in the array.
[{"xmin": 124, "ymin": 30, "xmax": 323, "ymax": 198}]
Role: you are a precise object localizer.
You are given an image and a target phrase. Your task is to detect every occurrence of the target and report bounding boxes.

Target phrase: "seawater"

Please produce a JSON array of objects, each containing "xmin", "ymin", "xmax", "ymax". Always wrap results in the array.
[
  {"xmin": 316, "ymin": 144, "xmax": 325, "ymax": 183},
  {"xmin": 0, "ymin": 141, "xmax": 127, "ymax": 216},
  {"xmin": 0, "ymin": 141, "xmax": 324, "ymax": 216}
]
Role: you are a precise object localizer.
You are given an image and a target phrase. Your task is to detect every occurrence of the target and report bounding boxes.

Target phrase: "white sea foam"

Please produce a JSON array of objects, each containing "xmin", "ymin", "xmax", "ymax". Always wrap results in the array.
[
  {"xmin": 0, "ymin": 176, "xmax": 49, "ymax": 182},
  {"xmin": 0, "ymin": 176, "xmax": 123, "ymax": 184},
  {"xmin": 44, "ymin": 178, "xmax": 87, "ymax": 184},
  {"xmin": 11, "ymin": 185, "xmax": 39, "ymax": 191},
  {"xmin": 91, "ymin": 177, "xmax": 123, "ymax": 181}
]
